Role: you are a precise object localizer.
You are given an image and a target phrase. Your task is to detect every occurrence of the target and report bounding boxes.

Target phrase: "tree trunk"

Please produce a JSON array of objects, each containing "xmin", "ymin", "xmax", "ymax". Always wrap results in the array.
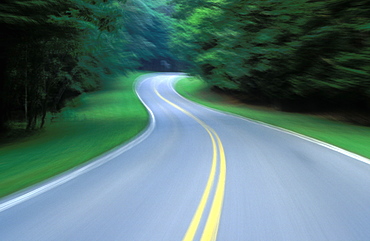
[
  {"xmin": 26, "ymin": 114, "xmax": 33, "ymax": 130},
  {"xmin": 40, "ymin": 109, "xmax": 46, "ymax": 129},
  {"xmin": 26, "ymin": 106, "xmax": 38, "ymax": 130},
  {"xmin": 53, "ymin": 84, "xmax": 67, "ymax": 111},
  {"xmin": 27, "ymin": 114, "xmax": 37, "ymax": 130}
]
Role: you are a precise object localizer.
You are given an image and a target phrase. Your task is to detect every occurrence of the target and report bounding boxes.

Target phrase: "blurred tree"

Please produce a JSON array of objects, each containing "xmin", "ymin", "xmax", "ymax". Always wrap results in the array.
[
  {"xmin": 122, "ymin": 0, "xmax": 178, "ymax": 71},
  {"xmin": 0, "ymin": 0, "xmax": 134, "ymax": 130},
  {"xmin": 3, "ymin": 0, "xmax": 367, "ymax": 130},
  {"xmin": 170, "ymin": 0, "xmax": 370, "ymax": 112},
  {"xmin": 0, "ymin": 0, "xmax": 182, "ymax": 131},
  {"xmin": 0, "ymin": 0, "xmax": 77, "ymax": 129}
]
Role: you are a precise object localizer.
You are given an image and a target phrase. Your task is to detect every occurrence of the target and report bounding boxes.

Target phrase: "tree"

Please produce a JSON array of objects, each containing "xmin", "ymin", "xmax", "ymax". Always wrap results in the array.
[
  {"xmin": 0, "ymin": 0, "xmax": 132, "ymax": 130},
  {"xmin": 170, "ymin": 0, "xmax": 370, "ymax": 112}
]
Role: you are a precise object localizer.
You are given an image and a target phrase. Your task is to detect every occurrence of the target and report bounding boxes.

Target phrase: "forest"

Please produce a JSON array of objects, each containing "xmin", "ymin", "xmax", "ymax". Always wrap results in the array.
[
  {"xmin": 1, "ymin": 0, "xmax": 370, "ymax": 132},
  {"xmin": 171, "ymin": 0, "xmax": 370, "ymax": 114},
  {"xmin": 0, "ymin": 0, "xmax": 176, "ymax": 131}
]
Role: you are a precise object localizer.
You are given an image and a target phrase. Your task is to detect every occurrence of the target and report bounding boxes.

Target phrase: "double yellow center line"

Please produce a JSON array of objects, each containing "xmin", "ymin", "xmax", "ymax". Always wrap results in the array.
[{"xmin": 154, "ymin": 87, "xmax": 226, "ymax": 241}]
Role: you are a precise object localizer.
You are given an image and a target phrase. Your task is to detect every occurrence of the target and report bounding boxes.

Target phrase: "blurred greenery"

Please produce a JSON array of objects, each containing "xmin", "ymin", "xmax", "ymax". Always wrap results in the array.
[
  {"xmin": 0, "ymin": 72, "xmax": 149, "ymax": 198},
  {"xmin": 176, "ymin": 77, "xmax": 370, "ymax": 159},
  {"xmin": 170, "ymin": 0, "xmax": 370, "ymax": 114},
  {"xmin": 0, "ymin": 0, "xmax": 176, "ymax": 131},
  {"xmin": 0, "ymin": 0, "xmax": 178, "ymax": 198},
  {"xmin": 1, "ymin": 0, "xmax": 370, "ymax": 197}
]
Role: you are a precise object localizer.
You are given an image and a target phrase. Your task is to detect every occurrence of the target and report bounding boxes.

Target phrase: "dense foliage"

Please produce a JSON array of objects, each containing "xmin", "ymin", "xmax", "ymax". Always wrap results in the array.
[
  {"xmin": 170, "ymin": 0, "xmax": 370, "ymax": 111},
  {"xmin": 0, "ymin": 0, "xmax": 174, "ymax": 130},
  {"xmin": 2, "ymin": 0, "xmax": 369, "ymax": 131}
]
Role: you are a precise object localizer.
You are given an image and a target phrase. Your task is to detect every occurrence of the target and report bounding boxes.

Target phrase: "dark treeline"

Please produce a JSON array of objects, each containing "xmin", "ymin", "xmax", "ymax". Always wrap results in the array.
[
  {"xmin": 0, "ymin": 0, "xmax": 176, "ymax": 131},
  {"xmin": 170, "ymin": 0, "xmax": 370, "ymax": 113},
  {"xmin": 2, "ymin": 0, "xmax": 369, "ymax": 131}
]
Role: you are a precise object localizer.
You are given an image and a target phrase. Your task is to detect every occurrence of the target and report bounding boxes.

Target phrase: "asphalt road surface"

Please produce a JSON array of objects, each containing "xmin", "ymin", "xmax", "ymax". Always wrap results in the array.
[{"xmin": 1, "ymin": 73, "xmax": 370, "ymax": 241}]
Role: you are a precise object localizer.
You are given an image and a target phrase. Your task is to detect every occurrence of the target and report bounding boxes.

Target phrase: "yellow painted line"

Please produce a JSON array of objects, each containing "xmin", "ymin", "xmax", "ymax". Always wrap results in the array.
[
  {"xmin": 154, "ymin": 88, "xmax": 217, "ymax": 240},
  {"xmin": 182, "ymin": 130, "xmax": 217, "ymax": 241},
  {"xmin": 201, "ymin": 130, "xmax": 226, "ymax": 241},
  {"xmin": 154, "ymin": 87, "xmax": 226, "ymax": 241}
]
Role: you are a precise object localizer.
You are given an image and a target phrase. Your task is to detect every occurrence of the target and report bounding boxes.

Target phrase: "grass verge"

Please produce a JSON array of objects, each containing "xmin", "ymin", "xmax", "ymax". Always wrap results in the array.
[
  {"xmin": 0, "ymin": 72, "xmax": 149, "ymax": 198},
  {"xmin": 175, "ymin": 77, "xmax": 370, "ymax": 159}
]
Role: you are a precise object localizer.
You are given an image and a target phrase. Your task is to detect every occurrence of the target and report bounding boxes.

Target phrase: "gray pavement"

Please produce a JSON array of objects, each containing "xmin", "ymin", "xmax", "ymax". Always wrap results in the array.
[{"xmin": 1, "ymin": 73, "xmax": 370, "ymax": 241}]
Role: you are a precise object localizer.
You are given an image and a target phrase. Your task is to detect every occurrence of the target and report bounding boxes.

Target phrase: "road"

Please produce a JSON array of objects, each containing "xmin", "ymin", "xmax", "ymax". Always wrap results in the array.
[{"xmin": 1, "ymin": 73, "xmax": 370, "ymax": 240}]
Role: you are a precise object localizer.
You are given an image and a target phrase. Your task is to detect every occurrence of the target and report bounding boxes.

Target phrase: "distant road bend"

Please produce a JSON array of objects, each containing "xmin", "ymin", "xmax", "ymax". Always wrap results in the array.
[{"xmin": 1, "ymin": 73, "xmax": 370, "ymax": 240}]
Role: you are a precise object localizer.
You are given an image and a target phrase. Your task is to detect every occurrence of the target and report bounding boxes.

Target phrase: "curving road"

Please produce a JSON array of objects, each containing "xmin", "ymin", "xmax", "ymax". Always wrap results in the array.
[{"xmin": 1, "ymin": 73, "xmax": 370, "ymax": 241}]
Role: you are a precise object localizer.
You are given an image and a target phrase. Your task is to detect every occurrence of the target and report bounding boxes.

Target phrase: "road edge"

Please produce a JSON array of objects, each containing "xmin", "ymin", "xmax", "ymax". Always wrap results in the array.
[
  {"xmin": 0, "ymin": 74, "xmax": 157, "ymax": 213},
  {"xmin": 171, "ymin": 77, "xmax": 370, "ymax": 166}
]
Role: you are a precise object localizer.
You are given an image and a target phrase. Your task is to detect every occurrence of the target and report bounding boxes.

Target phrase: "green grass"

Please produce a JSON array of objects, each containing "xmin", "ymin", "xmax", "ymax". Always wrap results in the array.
[
  {"xmin": 175, "ymin": 77, "xmax": 370, "ymax": 159},
  {"xmin": 0, "ymin": 72, "xmax": 149, "ymax": 198}
]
